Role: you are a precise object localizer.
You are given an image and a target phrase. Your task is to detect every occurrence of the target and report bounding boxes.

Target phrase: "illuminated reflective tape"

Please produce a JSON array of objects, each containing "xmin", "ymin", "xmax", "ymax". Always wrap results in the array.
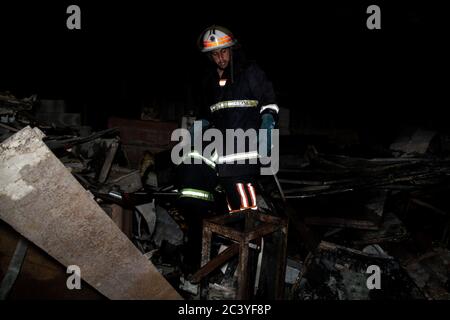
[
  {"xmin": 247, "ymin": 183, "xmax": 257, "ymax": 207},
  {"xmin": 260, "ymin": 104, "xmax": 279, "ymax": 113},
  {"xmin": 218, "ymin": 151, "xmax": 259, "ymax": 164},
  {"xmin": 179, "ymin": 188, "xmax": 214, "ymax": 201},
  {"xmin": 182, "ymin": 151, "xmax": 216, "ymax": 169},
  {"xmin": 227, "ymin": 201, "xmax": 232, "ymax": 212},
  {"xmin": 211, "ymin": 150, "xmax": 219, "ymax": 162},
  {"xmin": 204, "ymin": 35, "xmax": 232, "ymax": 48},
  {"xmin": 210, "ymin": 100, "xmax": 259, "ymax": 113},
  {"xmin": 236, "ymin": 183, "xmax": 249, "ymax": 208}
]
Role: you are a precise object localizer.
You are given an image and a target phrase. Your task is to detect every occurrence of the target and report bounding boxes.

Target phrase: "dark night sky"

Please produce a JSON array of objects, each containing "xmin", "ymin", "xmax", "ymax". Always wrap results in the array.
[{"xmin": 0, "ymin": 1, "xmax": 448, "ymax": 133}]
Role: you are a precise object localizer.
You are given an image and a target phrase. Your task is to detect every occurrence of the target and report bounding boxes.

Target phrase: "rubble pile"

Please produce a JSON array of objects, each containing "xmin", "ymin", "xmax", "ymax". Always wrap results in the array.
[
  {"xmin": 1, "ymin": 93, "xmax": 449, "ymax": 300},
  {"xmin": 276, "ymin": 130, "xmax": 450, "ymax": 300}
]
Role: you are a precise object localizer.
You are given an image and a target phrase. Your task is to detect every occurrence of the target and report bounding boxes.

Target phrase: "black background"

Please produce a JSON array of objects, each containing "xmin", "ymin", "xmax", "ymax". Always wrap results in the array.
[{"xmin": 0, "ymin": 1, "xmax": 448, "ymax": 138}]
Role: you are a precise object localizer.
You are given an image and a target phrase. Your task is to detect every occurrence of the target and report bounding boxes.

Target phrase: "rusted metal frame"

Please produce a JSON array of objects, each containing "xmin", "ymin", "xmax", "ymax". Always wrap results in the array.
[
  {"xmin": 202, "ymin": 211, "xmax": 287, "ymax": 300},
  {"xmin": 190, "ymin": 243, "xmax": 239, "ymax": 284},
  {"xmin": 206, "ymin": 219, "xmax": 280, "ymax": 242},
  {"xmin": 245, "ymin": 211, "xmax": 255, "ymax": 232},
  {"xmin": 273, "ymin": 222, "xmax": 289, "ymax": 299},
  {"xmin": 201, "ymin": 228, "xmax": 213, "ymax": 268},
  {"xmin": 257, "ymin": 212, "xmax": 285, "ymax": 225},
  {"xmin": 245, "ymin": 223, "xmax": 280, "ymax": 241},
  {"xmin": 206, "ymin": 212, "xmax": 245, "ymax": 225},
  {"xmin": 204, "ymin": 221, "xmax": 244, "ymax": 242},
  {"xmin": 237, "ymin": 239, "xmax": 250, "ymax": 300},
  {"xmin": 205, "ymin": 210, "xmax": 282, "ymax": 227}
]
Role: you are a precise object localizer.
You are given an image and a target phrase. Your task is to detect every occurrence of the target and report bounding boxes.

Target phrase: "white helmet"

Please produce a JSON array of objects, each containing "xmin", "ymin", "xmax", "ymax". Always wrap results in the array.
[{"xmin": 198, "ymin": 25, "xmax": 237, "ymax": 53}]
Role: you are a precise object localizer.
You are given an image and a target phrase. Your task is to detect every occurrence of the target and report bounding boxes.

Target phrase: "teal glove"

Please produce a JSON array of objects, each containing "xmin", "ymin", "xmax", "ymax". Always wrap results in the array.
[{"xmin": 259, "ymin": 114, "xmax": 275, "ymax": 156}]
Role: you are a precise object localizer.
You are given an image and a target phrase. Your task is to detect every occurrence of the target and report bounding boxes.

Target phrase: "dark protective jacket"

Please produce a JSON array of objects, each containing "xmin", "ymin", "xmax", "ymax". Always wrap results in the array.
[{"xmin": 198, "ymin": 49, "xmax": 279, "ymax": 177}]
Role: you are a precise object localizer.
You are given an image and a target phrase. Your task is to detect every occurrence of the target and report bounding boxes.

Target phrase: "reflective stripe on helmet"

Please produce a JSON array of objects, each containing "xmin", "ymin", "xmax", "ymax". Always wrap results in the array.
[
  {"xmin": 179, "ymin": 188, "xmax": 214, "ymax": 201},
  {"xmin": 218, "ymin": 151, "xmax": 259, "ymax": 164},
  {"xmin": 203, "ymin": 35, "xmax": 233, "ymax": 48},
  {"xmin": 260, "ymin": 104, "xmax": 279, "ymax": 114},
  {"xmin": 210, "ymin": 100, "xmax": 259, "ymax": 113}
]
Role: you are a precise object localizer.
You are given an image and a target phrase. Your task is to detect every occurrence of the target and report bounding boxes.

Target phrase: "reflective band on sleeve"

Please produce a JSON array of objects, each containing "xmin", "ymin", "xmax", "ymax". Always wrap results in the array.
[
  {"xmin": 210, "ymin": 100, "xmax": 259, "ymax": 113},
  {"xmin": 179, "ymin": 188, "xmax": 214, "ymax": 201},
  {"xmin": 218, "ymin": 151, "xmax": 259, "ymax": 164},
  {"xmin": 260, "ymin": 104, "xmax": 279, "ymax": 114},
  {"xmin": 211, "ymin": 150, "xmax": 219, "ymax": 163}
]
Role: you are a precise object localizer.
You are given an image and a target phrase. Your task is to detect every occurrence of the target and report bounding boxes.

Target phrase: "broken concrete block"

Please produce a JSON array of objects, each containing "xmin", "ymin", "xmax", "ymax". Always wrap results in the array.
[{"xmin": 0, "ymin": 126, "xmax": 181, "ymax": 300}]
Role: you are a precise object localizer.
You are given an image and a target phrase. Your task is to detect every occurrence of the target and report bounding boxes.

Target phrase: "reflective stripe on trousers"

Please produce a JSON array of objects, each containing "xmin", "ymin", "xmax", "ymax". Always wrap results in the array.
[
  {"xmin": 227, "ymin": 182, "xmax": 258, "ymax": 213},
  {"xmin": 179, "ymin": 188, "xmax": 214, "ymax": 202}
]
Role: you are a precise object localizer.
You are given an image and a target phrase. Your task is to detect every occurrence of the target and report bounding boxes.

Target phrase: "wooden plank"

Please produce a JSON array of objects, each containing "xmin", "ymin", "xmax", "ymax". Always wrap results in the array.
[{"xmin": 0, "ymin": 126, "xmax": 182, "ymax": 300}]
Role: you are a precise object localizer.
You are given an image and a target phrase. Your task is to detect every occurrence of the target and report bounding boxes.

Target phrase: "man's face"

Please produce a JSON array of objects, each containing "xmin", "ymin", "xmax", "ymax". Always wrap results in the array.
[{"xmin": 210, "ymin": 48, "xmax": 231, "ymax": 70}]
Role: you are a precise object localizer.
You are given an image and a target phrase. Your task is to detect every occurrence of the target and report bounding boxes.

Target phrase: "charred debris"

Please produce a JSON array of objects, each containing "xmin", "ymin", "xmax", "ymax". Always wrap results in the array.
[{"xmin": 1, "ymin": 92, "xmax": 450, "ymax": 300}]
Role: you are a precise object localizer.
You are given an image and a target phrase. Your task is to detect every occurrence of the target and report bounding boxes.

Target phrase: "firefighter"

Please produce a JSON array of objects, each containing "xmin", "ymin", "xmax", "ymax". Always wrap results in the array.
[
  {"xmin": 175, "ymin": 146, "xmax": 218, "ymax": 273},
  {"xmin": 196, "ymin": 25, "xmax": 279, "ymax": 214}
]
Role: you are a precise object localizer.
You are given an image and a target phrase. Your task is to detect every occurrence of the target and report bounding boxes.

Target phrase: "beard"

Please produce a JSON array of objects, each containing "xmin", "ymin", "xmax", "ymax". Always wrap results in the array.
[{"xmin": 217, "ymin": 62, "xmax": 229, "ymax": 70}]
